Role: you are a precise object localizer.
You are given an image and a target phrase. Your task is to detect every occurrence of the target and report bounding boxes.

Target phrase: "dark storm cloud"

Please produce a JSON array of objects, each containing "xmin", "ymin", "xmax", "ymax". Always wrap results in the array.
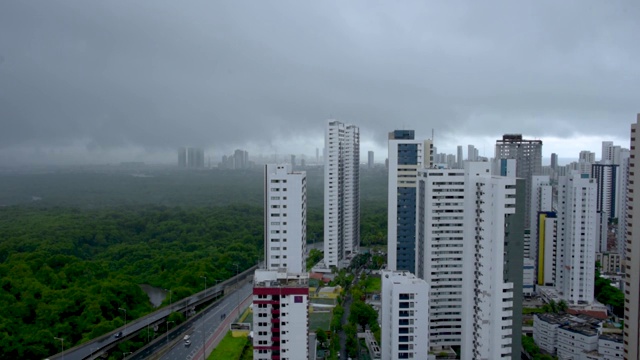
[{"xmin": 0, "ymin": 0, "xmax": 639, "ymax": 163}]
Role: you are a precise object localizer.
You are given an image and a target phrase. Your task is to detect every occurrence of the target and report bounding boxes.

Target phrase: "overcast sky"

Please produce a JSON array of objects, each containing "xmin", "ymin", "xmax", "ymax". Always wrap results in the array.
[{"xmin": 1, "ymin": 1, "xmax": 638, "ymax": 165}]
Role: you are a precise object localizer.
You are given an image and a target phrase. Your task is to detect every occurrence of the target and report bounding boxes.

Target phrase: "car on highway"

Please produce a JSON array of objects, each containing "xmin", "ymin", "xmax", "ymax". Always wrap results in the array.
[
  {"xmin": 114, "ymin": 331, "xmax": 123, "ymax": 338},
  {"xmin": 184, "ymin": 340, "xmax": 191, "ymax": 347}
]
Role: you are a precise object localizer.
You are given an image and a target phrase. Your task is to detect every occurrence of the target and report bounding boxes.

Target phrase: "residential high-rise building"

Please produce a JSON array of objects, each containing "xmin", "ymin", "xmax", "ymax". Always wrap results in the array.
[
  {"xmin": 368, "ymin": 150, "xmax": 374, "ymax": 169},
  {"xmin": 456, "ymin": 145, "xmax": 463, "ymax": 169},
  {"xmin": 252, "ymin": 270, "xmax": 309, "ymax": 360},
  {"xmin": 624, "ymin": 114, "xmax": 640, "ymax": 360},
  {"xmin": 416, "ymin": 162, "xmax": 523, "ymax": 358},
  {"xmin": 178, "ymin": 147, "xmax": 187, "ymax": 167},
  {"xmin": 551, "ymin": 153, "xmax": 558, "ymax": 171},
  {"xmin": 290, "ymin": 155, "xmax": 296, "ymax": 168},
  {"xmin": 592, "ymin": 163, "xmax": 620, "ymax": 219},
  {"xmin": 460, "ymin": 162, "xmax": 523, "ymax": 360},
  {"xmin": 530, "ymin": 176, "xmax": 553, "ymax": 266},
  {"xmin": 381, "ymin": 270, "xmax": 429, "ymax": 360},
  {"xmin": 618, "ymin": 152, "xmax": 631, "ymax": 256},
  {"xmin": 264, "ymin": 164, "xmax": 306, "ymax": 273},
  {"xmin": 324, "ymin": 120, "xmax": 360, "ymax": 268},
  {"xmin": 495, "ymin": 134, "xmax": 543, "ymax": 229},
  {"xmin": 556, "ymin": 172, "xmax": 597, "ymax": 305},
  {"xmin": 387, "ymin": 130, "xmax": 432, "ymax": 272}
]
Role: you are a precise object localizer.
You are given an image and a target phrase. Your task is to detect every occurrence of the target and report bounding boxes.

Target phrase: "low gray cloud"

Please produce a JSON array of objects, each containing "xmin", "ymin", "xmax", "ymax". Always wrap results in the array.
[{"xmin": 0, "ymin": 0, "xmax": 638, "ymax": 164}]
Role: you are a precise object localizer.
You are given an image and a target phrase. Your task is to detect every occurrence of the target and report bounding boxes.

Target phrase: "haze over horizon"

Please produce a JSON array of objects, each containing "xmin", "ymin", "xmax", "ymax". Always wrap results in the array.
[{"xmin": 1, "ymin": 1, "xmax": 638, "ymax": 165}]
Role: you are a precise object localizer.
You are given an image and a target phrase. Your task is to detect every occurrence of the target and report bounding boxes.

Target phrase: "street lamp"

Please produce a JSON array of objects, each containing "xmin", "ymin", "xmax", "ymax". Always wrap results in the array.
[
  {"xmin": 234, "ymin": 262, "xmax": 240, "ymax": 317},
  {"xmin": 166, "ymin": 320, "xmax": 175, "ymax": 343},
  {"xmin": 123, "ymin": 351, "xmax": 132, "ymax": 359},
  {"xmin": 200, "ymin": 275, "xmax": 207, "ymax": 298},
  {"xmin": 53, "ymin": 337, "xmax": 64, "ymax": 360},
  {"xmin": 165, "ymin": 289, "xmax": 172, "ymax": 312},
  {"xmin": 118, "ymin": 307, "xmax": 127, "ymax": 334}
]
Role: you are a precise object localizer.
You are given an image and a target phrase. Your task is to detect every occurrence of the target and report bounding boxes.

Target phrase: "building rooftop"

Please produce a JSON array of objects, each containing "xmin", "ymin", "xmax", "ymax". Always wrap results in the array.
[
  {"xmin": 560, "ymin": 322, "xmax": 599, "ymax": 337},
  {"xmin": 600, "ymin": 333, "xmax": 623, "ymax": 343},
  {"xmin": 254, "ymin": 269, "xmax": 309, "ymax": 288}
]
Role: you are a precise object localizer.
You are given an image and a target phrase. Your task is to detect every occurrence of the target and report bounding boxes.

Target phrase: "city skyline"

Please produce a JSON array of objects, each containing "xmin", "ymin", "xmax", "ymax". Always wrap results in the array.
[{"xmin": 1, "ymin": 1, "xmax": 638, "ymax": 166}]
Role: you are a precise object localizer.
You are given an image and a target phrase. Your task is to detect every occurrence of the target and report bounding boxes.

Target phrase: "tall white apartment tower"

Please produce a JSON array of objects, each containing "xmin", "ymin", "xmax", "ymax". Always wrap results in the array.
[
  {"xmin": 381, "ymin": 270, "xmax": 429, "ymax": 360},
  {"xmin": 264, "ymin": 164, "xmax": 307, "ymax": 273},
  {"xmin": 618, "ymin": 151, "xmax": 630, "ymax": 256},
  {"xmin": 460, "ymin": 162, "xmax": 520, "ymax": 360},
  {"xmin": 556, "ymin": 172, "xmax": 597, "ymax": 305},
  {"xmin": 416, "ymin": 162, "xmax": 524, "ymax": 359},
  {"xmin": 624, "ymin": 114, "xmax": 640, "ymax": 360},
  {"xmin": 252, "ymin": 270, "xmax": 309, "ymax": 360},
  {"xmin": 387, "ymin": 130, "xmax": 433, "ymax": 272},
  {"xmin": 324, "ymin": 120, "xmax": 360, "ymax": 268}
]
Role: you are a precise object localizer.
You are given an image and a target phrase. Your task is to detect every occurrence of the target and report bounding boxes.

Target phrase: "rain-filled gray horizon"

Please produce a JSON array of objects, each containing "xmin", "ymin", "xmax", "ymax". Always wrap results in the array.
[{"xmin": 1, "ymin": 0, "xmax": 639, "ymax": 165}]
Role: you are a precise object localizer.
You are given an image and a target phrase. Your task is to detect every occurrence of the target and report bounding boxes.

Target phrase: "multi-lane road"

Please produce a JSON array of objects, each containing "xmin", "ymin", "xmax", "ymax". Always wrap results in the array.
[{"xmin": 158, "ymin": 282, "xmax": 253, "ymax": 360}]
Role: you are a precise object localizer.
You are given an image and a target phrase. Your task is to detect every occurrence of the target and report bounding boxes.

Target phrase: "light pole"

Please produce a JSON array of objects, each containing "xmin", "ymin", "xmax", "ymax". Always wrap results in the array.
[
  {"xmin": 234, "ymin": 263, "xmax": 240, "ymax": 317},
  {"xmin": 200, "ymin": 275, "xmax": 207, "ymax": 298},
  {"xmin": 54, "ymin": 337, "xmax": 64, "ymax": 360},
  {"xmin": 118, "ymin": 307, "xmax": 127, "ymax": 334},
  {"xmin": 123, "ymin": 351, "xmax": 132, "ymax": 359},
  {"xmin": 166, "ymin": 320, "xmax": 175, "ymax": 343}
]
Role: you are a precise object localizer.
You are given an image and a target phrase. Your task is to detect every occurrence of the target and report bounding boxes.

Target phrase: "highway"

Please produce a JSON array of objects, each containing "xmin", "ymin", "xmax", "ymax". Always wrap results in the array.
[
  {"xmin": 47, "ymin": 264, "xmax": 259, "ymax": 360},
  {"xmin": 158, "ymin": 282, "xmax": 253, "ymax": 360}
]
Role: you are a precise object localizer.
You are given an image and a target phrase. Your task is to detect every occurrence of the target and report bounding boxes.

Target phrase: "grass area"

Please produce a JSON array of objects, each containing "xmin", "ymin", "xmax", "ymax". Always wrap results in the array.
[
  {"xmin": 523, "ymin": 307, "xmax": 545, "ymax": 314},
  {"xmin": 363, "ymin": 277, "xmax": 381, "ymax": 293},
  {"xmin": 311, "ymin": 297, "xmax": 337, "ymax": 305},
  {"xmin": 208, "ymin": 331, "xmax": 249, "ymax": 360},
  {"xmin": 310, "ymin": 311, "xmax": 332, "ymax": 331}
]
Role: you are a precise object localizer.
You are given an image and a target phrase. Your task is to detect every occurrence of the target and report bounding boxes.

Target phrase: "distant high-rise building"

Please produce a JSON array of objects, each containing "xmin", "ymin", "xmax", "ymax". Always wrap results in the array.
[
  {"xmin": 456, "ymin": 145, "xmax": 463, "ymax": 169},
  {"xmin": 551, "ymin": 153, "xmax": 558, "ymax": 170},
  {"xmin": 579, "ymin": 150, "xmax": 596, "ymax": 164},
  {"xmin": 368, "ymin": 150, "xmax": 374, "ymax": 169},
  {"xmin": 536, "ymin": 211, "xmax": 558, "ymax": 287},
  {"xmin": 252, "ymin": 270, "xmax": 309, "ymax": 360},
  {"xmin": 316, "ymin": 148, "xmax": 319, "ymax": 164},
  {"xmin": 387, "ymin": 130, "xmax": 432, "ymax": 273},
  {"xmin": 183, "ymin": 147, "xmax": 205, "ymax": 168},
  {"xmin": 495, "ymin": 134, "xmax": 543, "ymax": 229},
  {"xmin": 556, "ymin": 172, "xmax": 597, "ymax": 305},
  {"xmin": 381, "ymin": 270, "xmax": 429, "ymax": 360},
  {"xmin": 467, "ymin": 144, "xmax": 478, "ymax": 161},
  {"xmin": 264, "ymin": 164, "xmax": 306, "ymax": 273},
  {"xmin": 178, "ymin": 147, "xmax": 187, "ymax": 167},
  {"xmin": 530, "ymin": 175, "xmax": 553, "ymax": 284},
  {"xmin": 592, "ymin": 164, "xmax": 620, "ymax": 219},
  {"xmin": 324, "ymin": 120, "xmax": 360, "ymax": 268},
  {"xmin": 290, "ymin": 154, "xmax": 296, "ymax": 168},
  {"xmin": 624, "ymin": 115, "xmax": 640, "ymax": 359},
  {"xmin": 416, "ymin": 162, "xmax": 523, "ymax": 357},
  {"xmin": 602, "ymin": 141, "xmax": 614, "ymax": 162}
]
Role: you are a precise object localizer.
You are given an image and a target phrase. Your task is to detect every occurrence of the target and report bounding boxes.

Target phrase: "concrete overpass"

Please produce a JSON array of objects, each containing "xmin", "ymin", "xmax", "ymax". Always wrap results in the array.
[{"xmin": 46, "ymin": 263, "xmax": 259, "ymax": 360}]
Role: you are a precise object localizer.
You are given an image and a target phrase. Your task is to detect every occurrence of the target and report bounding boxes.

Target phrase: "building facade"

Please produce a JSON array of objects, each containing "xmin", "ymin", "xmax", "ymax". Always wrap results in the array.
[
  {"xmin": 252, "ymin": 270, "xmax": 309, "ymax": 360},
  {"xmin": 557, "ymin": 172, "xmax": 597, "ymax": 305},
  {"xmin": 264, "ymin": 164, "xmax": 306, "ymax": 273},
  {"xmin": 381, "ymin": 270, "xmax": 429, "ymax": 360},
  {"xmin": 324, "ymin": 120, "xmax": 360, "ymax": 268},
  {"xmin": 416, "ymin": 162, "xmax": 523, "ymax": 358},
  {"xmin": 624, "ymin": 115, "xmax": 640, "ymax": 360},
  {"xmin": 387, "ymin": 130, "xmax": 432, "ymax": 272}
]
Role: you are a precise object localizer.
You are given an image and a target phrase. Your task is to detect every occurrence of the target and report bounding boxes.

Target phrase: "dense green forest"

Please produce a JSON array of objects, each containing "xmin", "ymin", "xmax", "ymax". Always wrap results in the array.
[{"xmin": 0, "ymin": 166, "xmax": 388, "ymax": 359}]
